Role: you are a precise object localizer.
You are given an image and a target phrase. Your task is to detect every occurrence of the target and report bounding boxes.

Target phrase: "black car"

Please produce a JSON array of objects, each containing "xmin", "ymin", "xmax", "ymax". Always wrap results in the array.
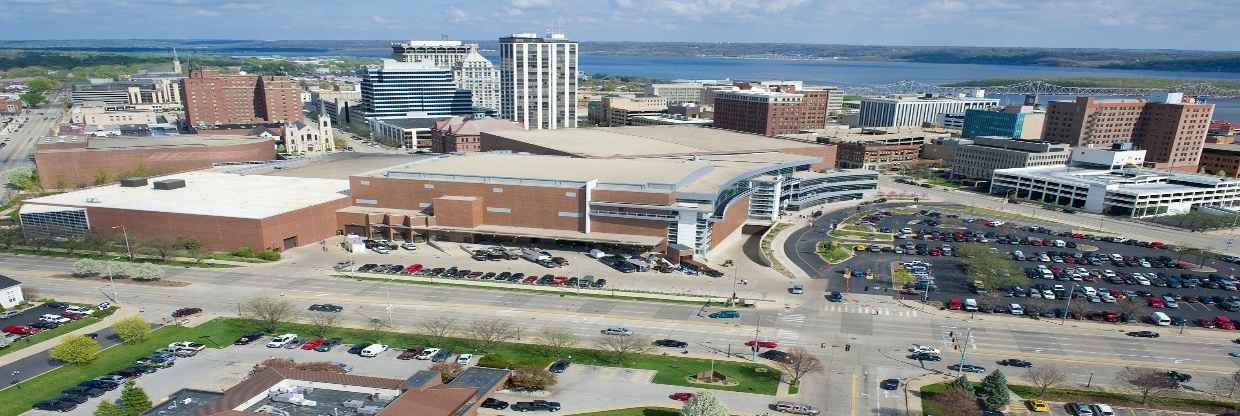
[
  {"xmin": 316, "ymin": 338, "xmax": 343, "ymax": 352},
  {"xmin": 31, "ymin": 321, "xmax": 60, "ymax": 329},
  {"xmin": 45, "ymin": 302, "xmax": 68, "ymax": 309},
  {"xmin": 57, "ymin": 394, "xmax": 90, "ymax": 405},
  {"xmin": 32, "ymin": 400, "xmax": 76, "ymax": 412},
  {"xmin": 654, "ymin": 339, "xmax": 688, "ymax": 348},
  {"xmin": 1168, "ymin": 371, "xmax": 1192, "ymax": 383},
  {"xmin": 911, "ymin": 353, "xmax": 941, "ymax": 361},
  {"xmin": 549, "ymin": 359, "xmax": 570, "ymax": 374},
  {"xmin": 78, "ymin": 380, "xmax": 120, "ymax": 390},
  {"xmin": 111, "ymin": 368, "xmax": 145, "ymax": 378},
  {"xmin": 759, "ymin": 350, "xmax": 792, "ymax": 363},
  {"xmin": 511, "ymin": 400, "xmax": 561, "ymax": 412},
  {"xmin": 998, "ymin": 359, "xmax": 1032, "ymax": 368},
  {"xmin": 348, "ymin": 343, "xmax": 372, "ymax": 355},
  {"xmin": 948, "ymin": 364, "xmax": 986, "ymax": 373},
  {"xmin": 880, "ymin": 379, "xmax": 900, "ymax": 390},
  {"xmin": 481, "ymin": 398, "xmax": 510, "ymax": 410},
  {"xmin": 308, "ymin": 304, "xmax": 344, "ymax": 312},
  {"xmin": 62, "ymin": 386, "xmax": 105, "ymax": 397},
  {"xmin": 234, "ymin": 332, "xmax": 265, "ymax": 345},
  {"xmin": 1127, "ymin": 331, "xmax": 1160, "ymax": 338}
]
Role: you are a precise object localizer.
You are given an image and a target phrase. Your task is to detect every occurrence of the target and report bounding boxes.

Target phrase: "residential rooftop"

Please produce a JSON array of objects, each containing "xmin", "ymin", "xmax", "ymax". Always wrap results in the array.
[{"xmin": 25, "ymin": 171, "xmax": 349, "ymax": 219}]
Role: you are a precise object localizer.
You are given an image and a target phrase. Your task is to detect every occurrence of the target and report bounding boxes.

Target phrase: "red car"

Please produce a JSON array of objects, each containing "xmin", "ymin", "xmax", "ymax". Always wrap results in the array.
[
  {"xmin": 669, "ymin": 392, "xmax": 695, "ymax": 401},
  {"xmin": 301, "ymin": 338, "xmax": 325, "ymax": 350},
  {"xmin": 404, "ymin": 264, "xmax": 423, "ymax": 274},
  {"xmin": 1148, "ymin": 298, "xmax": 1165, "ymax": 309},
  {"xmin": 553, "ymin": 276, "xmax": 568, "ymax": 285},
  {"xmin": 745, "ymin": 340, "xmax": 778, "ymax": 349},
  {"xmin": 3, "ymin": 325, "xmax": 38, "ymax": 335},
  {"xmin": 522, "ymin": 276, "xmax": 538, "ymax": 284}
]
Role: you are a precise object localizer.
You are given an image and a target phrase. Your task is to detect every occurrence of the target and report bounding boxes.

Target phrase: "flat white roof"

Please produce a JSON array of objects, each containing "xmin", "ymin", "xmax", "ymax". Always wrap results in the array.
[
  {"xmin": 26, "ymin": 171, "xmax": 349, "ymax": 219},
  {"xmin": 994, "ymin": 166, "xmax": 1240, "ymax": 195}
]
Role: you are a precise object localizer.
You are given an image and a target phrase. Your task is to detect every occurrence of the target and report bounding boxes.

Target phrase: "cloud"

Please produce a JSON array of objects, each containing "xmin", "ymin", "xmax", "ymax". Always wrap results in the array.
[
  {"xmin": 192, "ymin": 8, "xmax": 220, "ymax": 16},
  {"xmin": 447, "ymin": 6, "xmax": 468, "ymax": 23},
  {"xmin": 511, "ymin": 0, "xmax": 550, "ymax": 8}
]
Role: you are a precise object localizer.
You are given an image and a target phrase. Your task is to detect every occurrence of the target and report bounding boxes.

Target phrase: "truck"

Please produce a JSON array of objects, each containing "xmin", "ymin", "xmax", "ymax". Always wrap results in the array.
[{"xmin": 520, "ymin": 248, "xmax": 551, "ymax": 263}]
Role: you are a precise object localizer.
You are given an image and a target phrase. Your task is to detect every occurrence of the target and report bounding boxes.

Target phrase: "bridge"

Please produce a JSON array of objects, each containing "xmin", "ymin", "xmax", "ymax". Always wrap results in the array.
[{"xmin": 847, "ymin": 80, "xmax": 1240, "ymax": 99}]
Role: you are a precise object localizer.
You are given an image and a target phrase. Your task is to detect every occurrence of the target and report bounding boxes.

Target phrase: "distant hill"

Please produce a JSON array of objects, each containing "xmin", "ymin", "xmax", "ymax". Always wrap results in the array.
[{"xmin": 2, "ymin": 39, "xmax": 1239, "ymax": 73}]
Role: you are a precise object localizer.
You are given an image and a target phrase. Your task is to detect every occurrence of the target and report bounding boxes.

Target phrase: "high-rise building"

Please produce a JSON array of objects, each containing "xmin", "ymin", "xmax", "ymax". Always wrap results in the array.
[
  {"xmin": 391, "ymin": 40, "xmax": 499, "ymax": 112},
  {"xmin": 356, "ymin": 59, "xmax": 474, "ymax": 120},
  {"xmin": 712, "ymin": 90, "xmax": 805, "ymax": 135},
  {"xmin": 962, "ymin": 106, "xmax": 1045, "ymax": 139},
  {"xmin": 1043, "ymin": 95, "xmax": 1214, "ymax": 172},
  {"xmin": 499, "ymin": 33, "xmax": 579, "ymax": 130},
  {"xmin": 646, "ymin": 83, "xmax": 705, "ymax": 105},
  {"xmin": 183, "ymin": 69, "xmax": 302, "ymax": 127},
  {"xmin": 859, "ymin": 94, "xmax": 1000, "ymax": 128},
  {"xmin": 590, "ymin": 96, "xmax": 668, "ymax": 127}
]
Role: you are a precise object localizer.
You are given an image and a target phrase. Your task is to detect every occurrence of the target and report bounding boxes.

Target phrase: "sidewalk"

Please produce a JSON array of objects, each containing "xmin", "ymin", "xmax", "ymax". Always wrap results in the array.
[{"xmin": 768, "ymin": 220, "xmax": 813, "ymax": 281}]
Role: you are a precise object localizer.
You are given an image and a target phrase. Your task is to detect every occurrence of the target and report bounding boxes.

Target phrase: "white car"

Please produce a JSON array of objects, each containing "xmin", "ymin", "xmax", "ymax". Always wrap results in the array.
[
  {"xmin": 400, "ymin": 242, "xmax": 417, "ymax": 250},
  {"xmin": 360, "ymin": 344, "xmax": 389, "ymax": 357},
  {"xmin": 601, "ymin": 327, "xmax": 633, "ymax": 336},
  {"xmin": 909, "ymin": 345, "xmax": 940, "ymax": 355},
  {"xmin": 456, "ymin": 353, "xmax": 473, "ymax": 365},
  {"xmin": 1100, "ymin": 293, "xmax": 1116, "ymax": 303},
  {"xmin": 39, "ymin": 314, "xmax": 70, "ymax": 324},
  {"xmin": 415, "ymin": 347, "xmax": 440, "ymax": 360},
  {"xmin": 266, "ymin": 334, "xmax": 298, "ymax": 348},
  {"xmin": 168, "ymin": 341, "xmax": 206, "ymax": 352},
  {"xmin": 65, "ymin": 306, "xmax": 94, "ymax": 315},
  {"xmin": 1042, "ymin": 290, "xmax": 1056, "ymax": 300}
]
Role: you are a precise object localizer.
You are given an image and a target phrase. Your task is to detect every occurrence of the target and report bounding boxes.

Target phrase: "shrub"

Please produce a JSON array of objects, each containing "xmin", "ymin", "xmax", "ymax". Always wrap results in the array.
[
  {"xmin": 256, "ymin": 249, "xmax": 281, "ymax": 261},
  {"xmin": 49, "ymin": 335, "xmax": 100, "ymax": 364},
  {"xmin": 232, "ymin": 247, "xmax": 256, "ymax": 258},
  {"xmin": 93, "ymin": 306, "xmax": 117, "ymax": 319},
  {"xmin": 112, "ymin": 316, "xmax": 150, "ymax": 344},
  {"xmin": 509, "ymin": 367, "xmax": 557, "ymax": 390}
]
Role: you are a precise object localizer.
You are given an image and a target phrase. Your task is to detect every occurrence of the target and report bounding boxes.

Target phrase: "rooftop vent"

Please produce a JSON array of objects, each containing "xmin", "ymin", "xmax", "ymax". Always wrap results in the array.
[
  {"xmin": 153, "ymin": 179, "xmax": 185, "ymax": 190},
  {"xmin": 119, "ymin": 177, "xmax": 148, "ymax": 187}
]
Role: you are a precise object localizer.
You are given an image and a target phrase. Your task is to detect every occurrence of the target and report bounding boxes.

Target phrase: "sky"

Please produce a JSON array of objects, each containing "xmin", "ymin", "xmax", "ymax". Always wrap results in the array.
[{"xmin": 0, "ymin": 0, "xmax": 1234, "ymax": 51}]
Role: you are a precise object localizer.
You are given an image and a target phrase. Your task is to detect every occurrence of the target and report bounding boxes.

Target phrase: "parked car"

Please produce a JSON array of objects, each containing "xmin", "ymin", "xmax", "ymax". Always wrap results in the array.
[
  {"xmin": 168, "ymin": 342, "xmax": 205, "ymax": 353},
  {"xmin": 315, "ymin": 338, "xmax": 342, "ymax": 352},
  {"xmin": 172, "ymin": 307, "xmax": 202, "ymax": 318},
  {"xmin": 360, "ymin": 344, "xmax": 389, "ymax": 357},
  {"xmin": 348, "ymin": 343, "xmax": 372, "ymax": 355},
  {"xmin": 300, "ymin": 338, "xmax": 325, "ymax": 350},
  {"xmin": 32, "ymin": 400, "xmax": 77, "ymax": 412},
  {"xmin": 654, "ymin": 339, "xmax": 688, "ymax": 348},
  {"xmin": 669, "ymin": 392, "xmax": 695, "ymax": 401},
  {"xmin": 415, "ymin": 347, "xmax": 441, "ymax": 360},
  {"xmin": 770, "ymin": 401, "xmax": 820, "ymax": 415},
  {"xmin": 481, "ymin": 398, "xmax": 509, "ymax": 410},
  {"xmin": 511, "ymin": 400, "xmax": 561, "ymax": 412},
  {"xmin": 308, "ymin": 304, "xmax": 343, "ymax": 312},
  {"xmin": 397, "ymin": 347, "xmax": 425, "ymax": 360},
  {"xmin": 3, "ymin": 325, "xmax": 38, "ymax": 335},
  {"xmin": 549, "ymin": 359, "xmax": 570, "ymax": 374},
  {"xmin": 265, "ymin": 334, "xmax": 299, "ymax": 348},
  {"xmin": 234, "ymin": 333, "xmax": 264, "ymax": 345},
  {"xmin": 456, "ymin": 353, "xmax": 474, "ymax": 365}
]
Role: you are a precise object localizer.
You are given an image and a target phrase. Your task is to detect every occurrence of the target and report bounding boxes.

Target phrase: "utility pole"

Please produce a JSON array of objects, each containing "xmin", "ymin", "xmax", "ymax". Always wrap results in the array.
[
  {"xmin": 105, "ymin": 257, "xmax": 120, "ymax": 304},
  {"xmin": 112, "ymin": 225, "xmax": 133, "ymax": 261},
  {"xmin": 1061, "ymin": 282, "xmax": 1078, "ymax": 323},
  {"xmin": 751, "ymin": 310, "xmax": 761, "ymax": 361},
  {"xmin": 955, "ymin": 327, "xmax": 973, "ymax": 377}
]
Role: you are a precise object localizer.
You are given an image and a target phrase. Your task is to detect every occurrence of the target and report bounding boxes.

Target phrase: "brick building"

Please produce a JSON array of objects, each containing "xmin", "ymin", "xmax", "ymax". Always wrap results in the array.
[
  {"xmin": 711, "ymin": 90, "xmax": 806, "ymax": 136},
  {"xmin": 183, "ymin": 69, "xmax": 303, "ymax": 128},
  {"xmin": 0, "ymin": 94, "xmax": 21, "ymax": 114},
  {"xmin": 33, "ymin": 135, "xmax": 275, "ymax": 189},
  {"xmin": 430, "ymin": 117, "xmax": 523, "ymax": 153},
  {"xmin": 818, "ymin": 127, "xmax": 950, "ymax": 170},
  {"xmin": 19, "ymin": 171, "xmax": 350, "ymax": 251},
  {"xmin": 1043, "ymin": 95, "xmax": 1214, "ymax": 172},
  {"xmin": 1198, "ymin": 143, "xmax": 1240, "ymax": 177}
]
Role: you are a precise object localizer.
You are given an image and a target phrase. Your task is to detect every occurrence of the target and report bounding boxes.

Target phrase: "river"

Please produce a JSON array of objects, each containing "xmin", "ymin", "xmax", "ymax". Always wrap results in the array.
[{"xmin": 479, "ymin": 52, "xmax": 1240, "ymax": 121}]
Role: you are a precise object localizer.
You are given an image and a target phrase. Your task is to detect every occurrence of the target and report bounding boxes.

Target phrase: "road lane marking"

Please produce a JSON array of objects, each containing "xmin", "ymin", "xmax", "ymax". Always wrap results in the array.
[{"xmin": 850, "ymin": 371, "xmax": 858, "ymax": 416}]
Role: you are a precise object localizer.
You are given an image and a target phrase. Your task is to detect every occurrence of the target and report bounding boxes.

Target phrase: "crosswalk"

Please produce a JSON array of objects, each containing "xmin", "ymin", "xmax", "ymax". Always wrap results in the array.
[
  {"xmin": 823, "ymin": 304, "xmax": 920, "ymax": 318},
  {"xmin": 779, "ymin": 313, "xmax": 807, "ymax": 324}
]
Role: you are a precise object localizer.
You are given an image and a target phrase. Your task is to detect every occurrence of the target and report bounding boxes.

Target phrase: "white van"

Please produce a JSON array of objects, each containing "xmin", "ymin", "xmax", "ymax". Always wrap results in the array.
[
  {"xmin": 360, "ymin": 343, "xmax": 389, "ymax": 357},
  {"xmin": 964, "ymin": 298, "xmax": 978, "ymax": 312},
  {"xmin": 1150, "ymin": 311, "xmax": 1171, "ymax": 326},
  {"xmin": 1053, "ymin": 239, "xmax": 1066, "ymax": 248}
]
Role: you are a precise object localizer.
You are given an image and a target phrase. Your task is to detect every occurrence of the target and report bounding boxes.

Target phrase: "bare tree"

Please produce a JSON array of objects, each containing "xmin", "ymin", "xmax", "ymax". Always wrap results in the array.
[
  {"xmin": 419, "ymin": 317, "xmax": 458, "ymax": 345},
  {"xmin": 1116, "ymin": 367, "xmax": 1180, "ymax": 404},
  {"xmin": 306, "ymin": 311, "xmax": 339, "ymax": 338},
  {"xmin": 934, "ymin": 386, "xmax": 981, "ymax": 416},
  {"xmin": 1027, "ymin": 365, "xmax": 1068, "ymax": 397},
  {"xmin": 595, "ymin": 335, "xmax": 653, "ymax": 364},
  {"xmin": 465, "ymin": 319, "xmax": 517, "ymax": 351},
  {"xmin": 536, "ymin": 327, "xmax": 580, "ymax": 355},
  {"xmin": 144, "ymin": 239, "xmax": 177, "ymax": 262},
  {"xmin": 430, "ymin": 362, "xmax": 464, "ymax": 382},
  {"xmin": 240, "ymin": 296, "xmax": 297, "ymax": 332},
  {"xmin": 1211, "ymin": 370, "xmax": 1240, "ymax": 399},
  {"xmin": 775, "ymin": 347, "xmax": 825, "ymax": 386},
  {"xmin": 1068, "ymin": 300, "xmax": 1089, "ymax": 320}
]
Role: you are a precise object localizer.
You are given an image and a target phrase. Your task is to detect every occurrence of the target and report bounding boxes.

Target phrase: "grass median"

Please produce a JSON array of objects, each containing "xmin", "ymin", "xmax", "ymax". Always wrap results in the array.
[
  {"xmin": 336, "ymin": 274, "xmax": 751, "ymax": 308},
  {"xmin": 816, "ymin": 241, "xmax": 853, "ymax": 264},
  {"xmin": 566, "ymin": 408, "xmax": 680, "ymax": 416},
  {"xmin": 0, "ymin": 319, "xmax": 246, "ymax": 416},
  {"xmin": 920, "ymin": 381, "xmax": 1236, "ymax": 415}
]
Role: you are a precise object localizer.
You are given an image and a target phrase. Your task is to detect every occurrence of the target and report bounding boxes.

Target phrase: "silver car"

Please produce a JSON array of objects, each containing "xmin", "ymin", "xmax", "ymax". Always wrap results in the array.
[{"xmin": 771, "ymin": 401, "xmax": 820, "ymax": 415}]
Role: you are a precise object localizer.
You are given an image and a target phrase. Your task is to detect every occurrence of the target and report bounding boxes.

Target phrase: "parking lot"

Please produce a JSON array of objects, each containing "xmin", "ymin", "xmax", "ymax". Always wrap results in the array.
[
  {"xmin": 1012, "ymin": 400, "xmax": 1218, "ymax": 416},
  {"xmin": 836, "ymin": 207, "xmax": 1240, "ymax": 329}
]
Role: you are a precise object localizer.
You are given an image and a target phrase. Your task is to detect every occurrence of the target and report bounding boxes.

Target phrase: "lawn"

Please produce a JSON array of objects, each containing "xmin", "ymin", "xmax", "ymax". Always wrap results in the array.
[
  {"xmin": 816, "ymin": 241, "xmax": 853, "ymax": 264},
  {"xmin": 1008, "ymin": 384, "xmax": 1236, "ymax": 413},
  {"xmin": 0, "ymin": 316, "xmax": 100, "ymax": 360},
  {"xmin": 0, "ymin": 319, "xmax": 247, "ymax": 416},
  {"xmin": 338, "ymin": 275, "xmax": 742, "ymax": 308},
  {"xmin": 566, "ymin": 407, "xmax": 680, "ymax": 416},
  {"xmin": 210, "ymin": 319, "xmax": 782, "ymax": 395},
  {"xmin": 918, "ymin": 382, "xmax": 950, "ymax": 416}
]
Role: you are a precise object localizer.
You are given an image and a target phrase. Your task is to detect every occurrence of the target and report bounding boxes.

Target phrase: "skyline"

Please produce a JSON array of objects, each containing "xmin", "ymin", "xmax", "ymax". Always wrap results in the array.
[{"xmin": 0, "ymin": 0, "xmax": 1234, "ymax": 51}]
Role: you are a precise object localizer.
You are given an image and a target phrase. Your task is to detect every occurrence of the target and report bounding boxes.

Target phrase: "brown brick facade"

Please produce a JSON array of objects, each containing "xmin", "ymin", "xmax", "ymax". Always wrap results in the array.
[
  {"xmin": 589, "ymin": 216, "xmax": 668, "ymax": 237},
  {"xmin": 1045, "ymin": 97, "xmax": 1213, "ymax": 172},
  {"xmin": 350, "ymin": 176, "xmax": 594, "ymax": 233},
  {"xmin": 710, "ymin": 194, "xmax": 750, "ymax": 248},
  {"xmin": 184, "ymin": 69, "xmax": 303, "ymax": 127},
  {"xmin": 779, "ymin": 145, "xmax": 838, "ymax": 171},
  {"xmin": 35, "ymin": 139, "xmax": 275, "ymax": 189}
]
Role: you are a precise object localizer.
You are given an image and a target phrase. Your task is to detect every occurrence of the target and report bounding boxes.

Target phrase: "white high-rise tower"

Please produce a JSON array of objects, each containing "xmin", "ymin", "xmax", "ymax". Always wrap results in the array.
[{"xmin": 499, "ymin": 33, "xmax": 578, "ymax": 130}]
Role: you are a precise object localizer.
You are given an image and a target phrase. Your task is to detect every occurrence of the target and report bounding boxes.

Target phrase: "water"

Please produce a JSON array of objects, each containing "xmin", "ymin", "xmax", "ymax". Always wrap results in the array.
[{"xmin": 480, "ymin": 52, "xmax": 1240, "ymax": 121}]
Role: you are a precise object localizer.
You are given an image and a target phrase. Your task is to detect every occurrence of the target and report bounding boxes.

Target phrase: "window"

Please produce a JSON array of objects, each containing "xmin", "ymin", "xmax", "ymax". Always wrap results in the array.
[
  {"xmin": 355, "ymin": 198, "xmax": 377, "ymax": 205},
  {"xmin": 486, "ymin": 207, "xmax": 511, "ymax": 213}
]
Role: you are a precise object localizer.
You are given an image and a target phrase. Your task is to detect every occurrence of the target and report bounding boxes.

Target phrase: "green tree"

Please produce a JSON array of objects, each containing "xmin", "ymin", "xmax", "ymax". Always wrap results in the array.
[
  {"xmin": 5, "ymin": 167, "xmax": 40, "ymax": 191},
  {"xmin": 977, "ymin": 369, "xmax": 1010, "ymax": 410},
  {"xmin": 681, "ymin": 391, "xmax": 729, "ymax": 416},
  {"xmin": 0, "ymin": 227, "xmax": 22, "ymax": 249},
  {"xmin": 19, "ymin": 90, "xmax": 46, "ymax": 107},
  {"xmin": 50, "ymin": 335, "xmax": 101, "ymax": 364},
  {"xmin": 94, "ymin": 401, "xmax": 125, "ymax": 416},
  {"xmin": 25, "ymin": 76, "xmax": 58, "ymax": 93},
  {"xmin": 93, "ymin": 168, "xmax": 110, "ymax": 186},
  {"xmin": 119, "ymin": 380, "xmax": 153, "ymax": 416},
  {"xmin": 957, "ymin": 243, "xmax": 1026, "ymax": 289},
  {"xmin": 112, "ymin": 316, "xmax": 150, "ymax": 344},
  {"xmin": 947, "ymin": 375, "xmax": 974, "ymax": 395}
]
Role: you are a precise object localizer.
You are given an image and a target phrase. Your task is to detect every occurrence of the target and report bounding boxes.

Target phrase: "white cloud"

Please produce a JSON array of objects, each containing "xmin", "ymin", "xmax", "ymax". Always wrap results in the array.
[
  {"xmin": 511, "ymin": 0, "xmax": 551, "ymax": 8},
  {"xmin": 447, "ymin": 6, "xmax": 468, "ymax": 23}
]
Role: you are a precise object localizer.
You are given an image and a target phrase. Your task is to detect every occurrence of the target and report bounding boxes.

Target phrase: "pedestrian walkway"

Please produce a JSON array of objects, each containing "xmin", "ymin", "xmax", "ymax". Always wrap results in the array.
[{"xmin": 824, "ymin": 303, "xmax": 920, "ymax": 318}]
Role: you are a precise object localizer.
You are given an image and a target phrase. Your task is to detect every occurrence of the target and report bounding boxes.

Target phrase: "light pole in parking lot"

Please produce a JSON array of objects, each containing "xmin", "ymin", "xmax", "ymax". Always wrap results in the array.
[
  {"xmin": 1061, "ymin": 282, "xmax": 1078, "ymax": 324},
  {"xmin": 112, "ymin": 225, "xmax": 133, "ymax": 261}
]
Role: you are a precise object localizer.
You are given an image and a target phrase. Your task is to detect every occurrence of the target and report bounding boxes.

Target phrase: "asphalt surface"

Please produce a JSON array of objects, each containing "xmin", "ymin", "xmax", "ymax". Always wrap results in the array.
[
  {"xmin": 5, "ymin": 251, "xmax": 1240, "ymax": 415},
  {"xmin": 2, "ymin": 326, "xmax": 123, "ymax": 389}
]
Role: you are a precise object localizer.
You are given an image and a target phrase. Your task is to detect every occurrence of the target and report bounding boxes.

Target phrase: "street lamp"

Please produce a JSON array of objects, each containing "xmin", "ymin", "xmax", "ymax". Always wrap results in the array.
[
  {"xmin": 1060, "ymin": 282, "xmax": 1078, "ymax": 324},
  {"xmin": 112, "ymin": 225, "xmax": 133, "ymax": 261},
  {"xmin": 105, "ymin": 256, "xmax": 121, "ymax": 304}
]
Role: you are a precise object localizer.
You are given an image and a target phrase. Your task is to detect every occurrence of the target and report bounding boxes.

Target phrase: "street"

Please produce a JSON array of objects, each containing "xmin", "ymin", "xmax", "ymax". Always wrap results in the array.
[{"xmin": 1, "ymin": 93, "xmax": 63, "ymax": 204}]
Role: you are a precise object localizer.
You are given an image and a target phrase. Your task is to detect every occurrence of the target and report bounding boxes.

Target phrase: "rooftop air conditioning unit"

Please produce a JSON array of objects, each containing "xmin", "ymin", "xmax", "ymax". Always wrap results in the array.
[{"xmin": 153, "ymin": 179, "xmax": 185, "ymax": 190}]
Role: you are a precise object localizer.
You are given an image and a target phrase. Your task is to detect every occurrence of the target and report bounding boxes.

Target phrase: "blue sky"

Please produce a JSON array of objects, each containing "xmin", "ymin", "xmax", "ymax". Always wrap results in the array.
[{"xmin": 0, "ymin": 0, "xmax": 1233, "ymax": 50}]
